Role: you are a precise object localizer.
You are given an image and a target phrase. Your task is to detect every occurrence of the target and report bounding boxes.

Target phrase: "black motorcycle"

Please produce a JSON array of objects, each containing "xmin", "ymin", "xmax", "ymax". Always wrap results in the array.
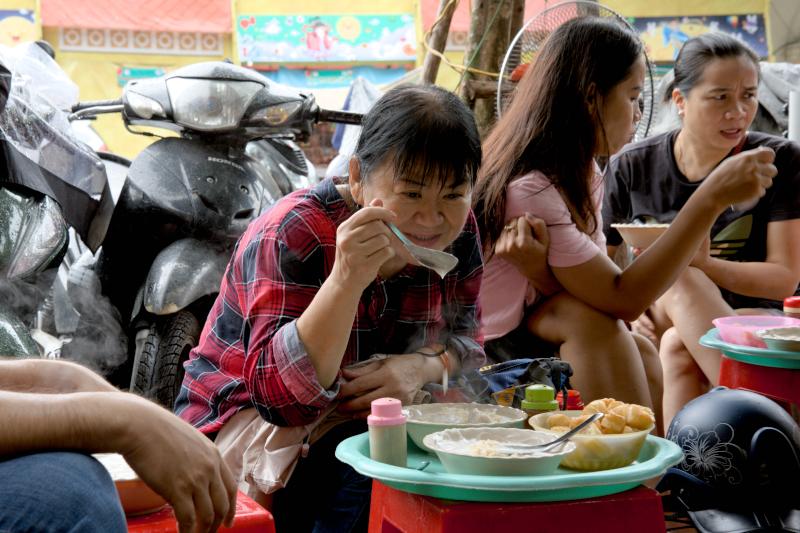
[
  {"xmin": 0, "ymin": 44, "xmax": 114, "ymax": 362},
  {"xmin": 72, "ymin": 61, "xmax": 360, "ymax": 407}
]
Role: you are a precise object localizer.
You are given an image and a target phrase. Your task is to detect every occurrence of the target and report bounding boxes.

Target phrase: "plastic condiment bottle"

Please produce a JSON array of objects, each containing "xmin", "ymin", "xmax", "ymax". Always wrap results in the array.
[
  {"xmin": 556, "ymin": 389, "xmax": 585, "ymax": 411},
  {"xmin": 368, "ymin": 398, "xmax": 407, "ymax": 467},
  {"xmin": 784, "ymin": 297, "xmax": 800, "ymax": 319},
  {"xmin": 520, "ymin": 384, "xmax": 558, "ymax": 421}
]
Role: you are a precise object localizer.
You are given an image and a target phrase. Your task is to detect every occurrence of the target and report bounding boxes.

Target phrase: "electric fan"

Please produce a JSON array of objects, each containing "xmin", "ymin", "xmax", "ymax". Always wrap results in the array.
[{"xmin": 496, "ymin": 1, "xmax": 655, "ymax": 141}]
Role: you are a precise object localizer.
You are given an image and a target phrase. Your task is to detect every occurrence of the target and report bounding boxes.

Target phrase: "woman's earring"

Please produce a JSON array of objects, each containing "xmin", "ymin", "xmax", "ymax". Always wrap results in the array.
[{"xmin": 677, "ymin": 109, "xmax": 685, "ymax": 118}]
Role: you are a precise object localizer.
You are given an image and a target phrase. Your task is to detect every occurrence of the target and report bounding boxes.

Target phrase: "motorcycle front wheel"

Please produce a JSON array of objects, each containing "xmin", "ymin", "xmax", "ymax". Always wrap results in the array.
[{"xmin": 130, "ymin": 310, "xmax": 200, "ymax": 409}]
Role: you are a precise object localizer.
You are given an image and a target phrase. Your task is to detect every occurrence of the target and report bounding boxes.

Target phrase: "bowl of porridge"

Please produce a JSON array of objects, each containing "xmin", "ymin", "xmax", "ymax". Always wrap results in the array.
[
  {"xmin": 405, "ymin": 403, "xmax": 528, "ymax": 453},
  {"xmin": 757, "ymin": 326, "xmax": 800, "ymax": 352},
  {"xmin": 423, "ymin": 427, "xmax": 575, "ymax": 476}
]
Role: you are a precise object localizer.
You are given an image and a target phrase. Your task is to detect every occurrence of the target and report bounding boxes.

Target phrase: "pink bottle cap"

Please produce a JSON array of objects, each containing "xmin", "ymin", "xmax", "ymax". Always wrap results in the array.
[{"xmin": 367, "ymin": 398, "xmax": 406, "ymax": 427}]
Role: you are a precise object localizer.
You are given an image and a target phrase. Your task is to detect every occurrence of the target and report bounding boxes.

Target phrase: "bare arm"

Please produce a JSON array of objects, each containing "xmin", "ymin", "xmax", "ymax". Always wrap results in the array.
[
  {"xmin": 0, "ymin": 359, "xmax": 116, "ymax": 393},
  {"xmin": 296, "ymin": 202, "xmax": 398, "ymax": 388},
  {"xmin": 0, "ymin": 390, "xmax": 236, "ymax": 533},
  {"xmin": 695, "ymin": 218, "xmax": 800, "ymax": 300},
  {"xmin": 552, "ymin": 147, "xmax": 777, "ymax": 322},
  {"xmin": 495, "ymin": 214, "xmax": 563, "ymax": 296}
]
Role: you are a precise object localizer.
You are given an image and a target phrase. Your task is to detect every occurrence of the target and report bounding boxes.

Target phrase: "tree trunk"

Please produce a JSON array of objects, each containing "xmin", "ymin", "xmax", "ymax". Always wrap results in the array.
[
  {"xmin": 461, "ymin": 0, "xmax": 489, "ymax": 109},
  {"xmin": 421, "ymin": 0, "xmax": 459, "ymax": 85},
  {"xmin": 472, "ymin": 0, "xmax": 516, "ymax": 137}
]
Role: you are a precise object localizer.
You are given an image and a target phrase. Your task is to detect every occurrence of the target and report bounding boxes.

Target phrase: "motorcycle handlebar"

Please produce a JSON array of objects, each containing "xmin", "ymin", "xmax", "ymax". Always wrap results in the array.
[
  {"xmin": 68, "ymin": 104, "xmax": 124, "ymax": 121},
  {"xmin": 71, "ymin": 99, "xmax": 123, "ymax": 112},
  {"xmin": 316, "ymin": 108, "xmax": 363, "ymax": 125}
]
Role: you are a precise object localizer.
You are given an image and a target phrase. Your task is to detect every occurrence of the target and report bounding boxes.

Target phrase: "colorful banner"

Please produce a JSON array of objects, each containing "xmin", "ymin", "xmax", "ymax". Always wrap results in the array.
[
  {"xmin": 0, "ymin": 9, "xmax": 38, "ymax": 47},
  {"xmin": 116, "ymin": 66, "xmax": 166, "ymax": 87},
  {"xmin": 261, "ymin": 66, "xmax": 408, "ymax": 89},
  {"xmin": 630, "ymin": 14, "xmax": 768, "ymax": 61},
  {"xmin": 237, "ymin": 14, "xmax": 416, "ymax": 64}
]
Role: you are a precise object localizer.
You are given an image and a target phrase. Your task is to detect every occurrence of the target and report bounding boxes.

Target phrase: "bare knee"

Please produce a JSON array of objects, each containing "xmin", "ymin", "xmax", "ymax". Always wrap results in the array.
[
  {"xmin": 663, "ymin": 267, "xmax": 721, "ymax": 310},
  {"xmin": 660, "ymin": 328, "xmax": 698, "ymax": 375}
]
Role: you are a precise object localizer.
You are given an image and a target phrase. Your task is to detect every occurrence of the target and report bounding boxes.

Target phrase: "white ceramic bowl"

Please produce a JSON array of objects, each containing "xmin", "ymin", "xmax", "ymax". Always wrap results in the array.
[
  {"xmin": 757, "ymin": 326, "xmax": 800, "ymax": 352},
  {"xmin": 611, "ymin": 223, "xmax": 670, "ymax": 250},
  {"xmin": 405, "ymin": 403, "xmax": 528, "ymax": 453},
  {"xmin": 529, "ymin": 411, "xmax": 653, "ymax": 471},
  {"xmin": 423, "ymin": 427, "xmax": 575, "ymax": 476}
]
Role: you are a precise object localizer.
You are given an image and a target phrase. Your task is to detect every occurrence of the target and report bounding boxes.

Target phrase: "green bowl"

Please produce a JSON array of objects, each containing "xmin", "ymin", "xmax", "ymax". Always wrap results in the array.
[
  {"xmin": 405, "ymin": 403, "xmax": 528, "ymax": 453},
  {"xmin": 423, "ymin": 427, "xmax": 575, "ymax": 476}
]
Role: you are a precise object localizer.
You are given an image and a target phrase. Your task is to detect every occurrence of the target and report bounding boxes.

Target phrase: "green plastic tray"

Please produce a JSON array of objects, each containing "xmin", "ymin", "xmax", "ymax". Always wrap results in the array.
[
  {"xmin": 335, "ymin": 433, "xmax": 682, "ymax": 502},
  {"xmin": 700, "ymin": 328, "xmax": 800, "ymax": 369}
]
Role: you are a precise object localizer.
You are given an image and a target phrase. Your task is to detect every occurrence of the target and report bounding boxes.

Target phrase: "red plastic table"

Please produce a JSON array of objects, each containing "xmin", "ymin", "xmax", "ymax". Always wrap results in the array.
[
  {"xmin": 719, "ymin": 354, "xmax": 800, "ymax": 409},
  {"xmin": 127, "ymin": 490, "xmax": 274, "ymax": 533},
  {"xmin": 368, "ymin": 481, "xmax": 665, "ymax": 533}
]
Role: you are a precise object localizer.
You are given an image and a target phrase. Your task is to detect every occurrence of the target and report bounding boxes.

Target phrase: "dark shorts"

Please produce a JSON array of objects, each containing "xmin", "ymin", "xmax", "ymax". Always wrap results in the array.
[
  {"xmin": 484, "ymin": 322, "xmax": 559, "ymax": 365},
  {"xmin": 720, "ymin": 288, "xmax": 785, "ymax": 312}
]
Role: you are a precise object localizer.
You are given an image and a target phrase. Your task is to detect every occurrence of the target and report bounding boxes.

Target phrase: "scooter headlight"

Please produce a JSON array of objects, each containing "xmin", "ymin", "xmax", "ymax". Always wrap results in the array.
[
  {"xmin": 166, "ymin": 78, "xmax": 261, "ymax": 131},
  {"xmin": 250, "ymin": 101, "xmax": 303, "ymax": 126},
  {"xmin": 7, "ymin": 197, "xmax": 68, "ymax": 280}
]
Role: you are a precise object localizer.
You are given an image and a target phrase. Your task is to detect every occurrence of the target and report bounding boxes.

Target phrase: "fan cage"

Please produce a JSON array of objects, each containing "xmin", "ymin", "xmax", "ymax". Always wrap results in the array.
[{"xmin": 497, "ymin": 0, "xmax": 655, "ymax": 141}]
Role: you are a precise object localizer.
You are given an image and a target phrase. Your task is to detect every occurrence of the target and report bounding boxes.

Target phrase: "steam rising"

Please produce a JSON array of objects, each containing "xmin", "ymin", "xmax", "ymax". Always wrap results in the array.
[{"xmin": 0, "ymin": 260, "xmax": 127, "ymax": 376}]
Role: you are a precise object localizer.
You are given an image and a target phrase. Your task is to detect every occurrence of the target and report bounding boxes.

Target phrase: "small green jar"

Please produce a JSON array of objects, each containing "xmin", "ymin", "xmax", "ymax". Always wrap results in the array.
[{"xmin": 521, "ymin": 384, "xmax": 558, "ymax": 422}]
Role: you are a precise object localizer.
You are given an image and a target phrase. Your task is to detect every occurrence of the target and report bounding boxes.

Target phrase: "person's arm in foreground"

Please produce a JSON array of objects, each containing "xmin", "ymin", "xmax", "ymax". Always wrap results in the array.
[
  {"xmin": 553, "ymin": 147, "xmax": 778, "ymax": 321},
  {"xmin": 0, "ymin": 358, "xmax": 117, "ymax": 393},
  {"xmin": 0, "ymin": 362, "xmax": 236, "ymax": 533}
]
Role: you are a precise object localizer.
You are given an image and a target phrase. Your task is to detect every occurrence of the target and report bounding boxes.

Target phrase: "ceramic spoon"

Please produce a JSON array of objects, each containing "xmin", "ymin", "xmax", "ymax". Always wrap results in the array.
[{"xmin": 385, "ymin": 222, "xmax": 458, "ymax": 278}]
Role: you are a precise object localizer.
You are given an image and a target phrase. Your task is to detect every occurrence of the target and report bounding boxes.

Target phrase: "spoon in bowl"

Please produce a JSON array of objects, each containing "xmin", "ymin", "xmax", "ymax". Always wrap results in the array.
[
  {"xmin": 494, "ymin": 412, "xmax": 603, "ymax": 455},
  {"xmin": 385, "ymin": 222, "xmax": 459, "ymax": 278}
]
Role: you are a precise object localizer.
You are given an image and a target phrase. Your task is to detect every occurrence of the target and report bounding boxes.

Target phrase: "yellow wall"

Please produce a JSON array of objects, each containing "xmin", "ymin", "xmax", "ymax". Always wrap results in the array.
[
  {"xmin": 603, "ymin": 0, "xmax": 767, "ymax": 17},
  {"xmin": 434, "ymin": 50, "xmax": 465, "ymax": 90},
  {"xmin": 2, "ymin": 0, "xmax": 37, "ymax": 10},
  {"xmin": 45, "ymin": 27, "xmax": 233, "ymax": 158}
]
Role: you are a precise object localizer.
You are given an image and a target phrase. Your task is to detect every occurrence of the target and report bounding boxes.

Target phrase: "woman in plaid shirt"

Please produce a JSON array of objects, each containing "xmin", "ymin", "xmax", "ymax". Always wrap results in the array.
[{"xmin": 176, "ymin": 85, "xmax": 484, "ymax": 532}]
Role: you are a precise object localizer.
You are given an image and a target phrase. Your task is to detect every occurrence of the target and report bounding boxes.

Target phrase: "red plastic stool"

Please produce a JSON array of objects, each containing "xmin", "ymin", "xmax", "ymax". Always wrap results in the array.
[
  {"xmin": 368, "ymin": 481, "xmax": 665, "ymax": 533},
  {"xmin": 719, "ymin": 354, "xmax": 800, "ymax": 409},
  {"xmin": 127, "ymin": 490, "xmax": 274, "ymax": 533}
]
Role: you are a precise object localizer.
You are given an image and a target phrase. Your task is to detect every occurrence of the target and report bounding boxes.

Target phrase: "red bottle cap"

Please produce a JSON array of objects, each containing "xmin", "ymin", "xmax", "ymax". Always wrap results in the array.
[
  {"xmin": 556, "ymin": 389, "xmax": 584, "ymax": 410},
  {"xmin": 784, "ymin": 296, "xmax": 800, "ymax": 310}
]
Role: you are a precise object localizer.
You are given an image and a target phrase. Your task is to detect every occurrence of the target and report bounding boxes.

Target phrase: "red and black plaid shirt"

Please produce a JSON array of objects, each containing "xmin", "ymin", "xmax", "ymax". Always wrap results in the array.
[{"xmin": 175, "ymin": 178, "xmax": 485, "ymax": 431}]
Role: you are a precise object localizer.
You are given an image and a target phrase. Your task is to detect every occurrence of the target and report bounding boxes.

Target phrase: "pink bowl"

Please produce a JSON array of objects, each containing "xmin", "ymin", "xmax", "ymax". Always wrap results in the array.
[{"xmin": 712, "ymin": 315, "xmax": 800, "ymax": 348}]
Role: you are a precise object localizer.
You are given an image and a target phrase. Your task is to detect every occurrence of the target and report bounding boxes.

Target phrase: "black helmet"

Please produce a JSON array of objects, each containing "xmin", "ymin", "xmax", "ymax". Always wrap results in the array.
[{"xmin": 658, "ymin": 387, "xmax": 800, "ymax": 532}]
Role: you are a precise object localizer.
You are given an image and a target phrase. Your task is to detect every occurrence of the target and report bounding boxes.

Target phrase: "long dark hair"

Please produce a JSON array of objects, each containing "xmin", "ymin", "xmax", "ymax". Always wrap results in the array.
[
  {"xmin": 355, "ymin": 85, "xmax": 481, "ymax": 189},
  {"xmin": 664, "ymin": 32, "xmax": 760, "ymax": 103},
  {"xmin": 473, "ymin": 17, "xmax": 642, "ymax": 255}
]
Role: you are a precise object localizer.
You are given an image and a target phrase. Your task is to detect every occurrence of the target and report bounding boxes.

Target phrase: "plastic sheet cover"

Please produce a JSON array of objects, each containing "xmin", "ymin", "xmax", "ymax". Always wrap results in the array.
[{"xmin": 0, "ymin": 43, "xmax": 106, "ymax": 238}]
